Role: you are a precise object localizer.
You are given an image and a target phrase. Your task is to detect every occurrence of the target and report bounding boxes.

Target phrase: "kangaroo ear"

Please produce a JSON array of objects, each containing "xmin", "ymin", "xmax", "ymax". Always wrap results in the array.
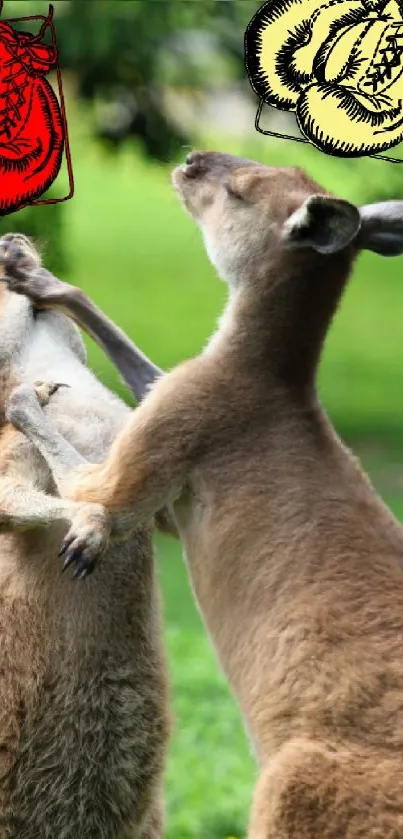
[
  {"xmin": 357, "ymin": 202, "xmax": 403, "ymax": 256},
  {"xmin": 283, "ymin": 195, "xmax": 361, "ymax": 255}
]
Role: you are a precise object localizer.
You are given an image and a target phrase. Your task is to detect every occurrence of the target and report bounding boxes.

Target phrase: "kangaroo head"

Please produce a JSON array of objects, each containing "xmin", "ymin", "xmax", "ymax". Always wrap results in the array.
[
  {"xmin": 172, "ymin": 151, "xmax": 403, "ymax": 386},
  {"xmin": 172, "ymin": 151, "xmax": 403, "ymax": 288}
]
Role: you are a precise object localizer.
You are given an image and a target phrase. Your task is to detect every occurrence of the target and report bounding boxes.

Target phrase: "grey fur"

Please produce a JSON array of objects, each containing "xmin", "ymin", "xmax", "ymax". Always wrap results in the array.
[{"xmin": 0, "ymin": 235, "xmax": 169, "ymax": 839}]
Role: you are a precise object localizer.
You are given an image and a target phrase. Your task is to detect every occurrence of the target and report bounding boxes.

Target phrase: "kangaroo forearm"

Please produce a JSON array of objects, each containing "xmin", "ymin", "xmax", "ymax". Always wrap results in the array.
[
  {"xmin": 2, "ymin": 249, "xmax": 164, "ymax": 404},
  {"xmin": 58, "ymin": 290, "xmax": 180, "ymax": 537},
  {"xmin": 49, "ymin": 281, "xmax": 163, "ymax": 404},
  {"xmin": 68, "ymin": 449, "xmax": 180, "ymax": 523},
  {"xmin": 67, "ymin": 409, "xmax": 185, "ymax": 527},
  {"xmin": 0, "ymin": 477, "xmax": 84, "ymax": 533},
  {"xmin": 66, "ymin": 354, "xmax": 202, "ymax": 534},
  {"xmin": 0, "ymin": 295, "xmax": 31, "ymax": 362}
]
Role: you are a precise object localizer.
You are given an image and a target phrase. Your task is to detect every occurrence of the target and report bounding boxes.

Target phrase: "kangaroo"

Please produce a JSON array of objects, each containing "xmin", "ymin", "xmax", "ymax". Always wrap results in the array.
[
  {"xmin": 0, "ymin": 234, "xmax": 170, "ymax": 839},
  {"xmin": 21, "ymin": 151, "xmax": 403, "ymax": 838}
]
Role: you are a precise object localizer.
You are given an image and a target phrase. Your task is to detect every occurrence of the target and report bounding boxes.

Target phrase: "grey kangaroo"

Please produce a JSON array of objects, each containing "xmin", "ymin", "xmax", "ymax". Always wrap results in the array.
[{"xmin": 0, "ymin": 234, "xmax": 170, "ymax": 839}]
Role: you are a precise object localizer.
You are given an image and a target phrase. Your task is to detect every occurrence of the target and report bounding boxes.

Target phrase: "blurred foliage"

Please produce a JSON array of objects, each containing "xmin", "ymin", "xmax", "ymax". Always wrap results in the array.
[
  {"xmin": 7, "ymin": 0, "xmax": 253, "ymax": 162},
  {"xmin": 57, "ymin": 0, "xmax": 248, "ymax": 160}
]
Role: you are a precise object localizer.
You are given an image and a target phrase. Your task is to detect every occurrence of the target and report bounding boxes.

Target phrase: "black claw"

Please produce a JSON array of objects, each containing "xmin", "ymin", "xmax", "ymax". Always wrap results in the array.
[
  {"xmin": 49, "ymin": 382, "xmax": 71, "ymax": 396},
  {"xmin": 58, "ymin": 536, "xmax": 74, "ymax": 557},
  {"xmin": 72, "ymin": 559, "xmax": 94, "ymax": 580},
  {"xmin": 61, "ymin": 546, "xmax": 82, "ymax": 572},
  {"xmin": 61, "ymin": 554, "xmax": 73, "ymax": 572}
]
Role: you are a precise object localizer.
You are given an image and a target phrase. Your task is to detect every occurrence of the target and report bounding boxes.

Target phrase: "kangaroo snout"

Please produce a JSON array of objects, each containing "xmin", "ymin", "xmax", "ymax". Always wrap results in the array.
[
  {"xmin": 182, "ymin": 150, "xmax": 258, "ymax": 179},
  {"xmin": 172, "ymin": 150, "xmax": 260, "ymax": 228},
  {"xmin": 184, "ymin": 150, "xmax": 206, "ymax": 175},
  {"xmin": 172, "ymin": 150, "xmax": 213, "ymax": 188},
  {"xmin": 183, "ymin": 150, "xmax": 229, "ymax": 177}
]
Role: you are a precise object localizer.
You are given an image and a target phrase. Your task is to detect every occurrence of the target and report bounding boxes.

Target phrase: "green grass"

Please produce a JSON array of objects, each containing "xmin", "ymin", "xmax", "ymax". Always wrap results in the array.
[
  {"xmin": 51, "ymin": 115, "xmax": 403, "ymax": 837},
  {"xmin": 155, "ymin": 533, "xmax": 256, "ymax": 839}
]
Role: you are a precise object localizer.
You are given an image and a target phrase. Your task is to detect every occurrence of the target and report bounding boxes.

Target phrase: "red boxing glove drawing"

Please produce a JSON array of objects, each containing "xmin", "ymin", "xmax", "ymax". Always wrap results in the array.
[{"xmin": 0, "ymin": 2, "xmax": 72, "ymax": 214}]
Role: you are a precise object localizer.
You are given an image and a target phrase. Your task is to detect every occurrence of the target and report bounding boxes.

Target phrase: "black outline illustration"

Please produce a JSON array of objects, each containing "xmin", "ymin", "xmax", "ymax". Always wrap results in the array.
[{"xmin": 245, "ymin": 0, "xmax": 403, "ymax": 163}]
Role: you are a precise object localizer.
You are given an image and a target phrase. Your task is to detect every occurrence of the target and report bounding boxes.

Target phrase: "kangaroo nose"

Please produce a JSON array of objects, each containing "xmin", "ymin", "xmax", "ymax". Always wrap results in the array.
[
  {"xmin": 184, "ymin": 151, "xmax": 207, "ymax": 177},
  {"xmin": 186, "ymin": 151, "xmax": 203, "ymax": 166}
]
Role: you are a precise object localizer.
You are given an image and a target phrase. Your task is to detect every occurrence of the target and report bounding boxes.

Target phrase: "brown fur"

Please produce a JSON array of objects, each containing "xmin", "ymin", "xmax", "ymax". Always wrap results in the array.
[
  {"xmin": 0, "ymin": 235, "xmax": 170, "ymax": 838},
  {"xmin": 50, "ymin": 154, "xmax": 403, "ymax": 834}
]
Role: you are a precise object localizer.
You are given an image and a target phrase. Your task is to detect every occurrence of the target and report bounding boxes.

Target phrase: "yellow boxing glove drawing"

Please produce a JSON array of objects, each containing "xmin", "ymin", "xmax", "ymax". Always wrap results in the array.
[{"xmin": 245, "ymin": 0, "xmax": 403, "ymax": 160}]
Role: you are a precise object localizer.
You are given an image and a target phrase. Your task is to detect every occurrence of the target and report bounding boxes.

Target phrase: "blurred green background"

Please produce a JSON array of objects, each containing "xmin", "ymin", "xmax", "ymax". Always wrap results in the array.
[{"xmin": 4, "ymin": 1, "xmax": 403, "ymax": 836}]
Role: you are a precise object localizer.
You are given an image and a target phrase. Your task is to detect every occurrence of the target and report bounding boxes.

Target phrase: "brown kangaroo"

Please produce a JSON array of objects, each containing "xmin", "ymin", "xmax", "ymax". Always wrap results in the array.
[
  {"xmin": 0, "ymin": 234, "xmax": 170, "ymax": 839},
  {"xmin": 8, "ymin": 154, "xmax": 403, "ymax": 837}
]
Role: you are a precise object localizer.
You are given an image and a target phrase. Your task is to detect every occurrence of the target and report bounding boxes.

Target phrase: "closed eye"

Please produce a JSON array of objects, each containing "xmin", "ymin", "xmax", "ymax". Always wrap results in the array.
[{"xmin": 225, "ymin": 184, "xmax": 244, "ymax": 201}]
